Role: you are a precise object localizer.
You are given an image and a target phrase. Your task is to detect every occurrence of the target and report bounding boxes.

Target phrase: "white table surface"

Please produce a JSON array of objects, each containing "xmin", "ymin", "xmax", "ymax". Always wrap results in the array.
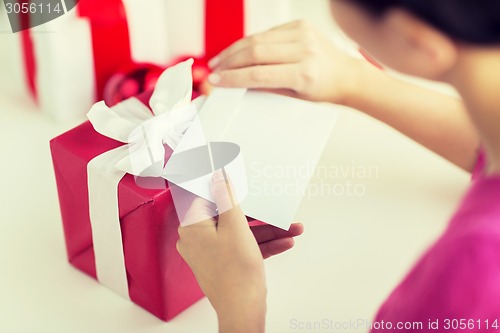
[{"xmin": 0, "ymin": 1, "xmax": 470, "ymax": 332}]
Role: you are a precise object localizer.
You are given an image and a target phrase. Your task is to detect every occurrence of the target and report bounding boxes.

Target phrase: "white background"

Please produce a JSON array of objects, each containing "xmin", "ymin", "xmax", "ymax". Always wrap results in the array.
[{"xmin": 0, "ymin": 1, "xmax": 470, "ymax": 332}]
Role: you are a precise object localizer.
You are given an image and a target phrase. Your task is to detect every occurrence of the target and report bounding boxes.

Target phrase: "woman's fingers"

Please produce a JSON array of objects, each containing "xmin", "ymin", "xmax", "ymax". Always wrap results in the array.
[
  {"xmin": 252, "ymin": 223, "xmax": 304, "ymax": 244},
  {"xmin": 210, "ymin": 169, "xmax": 246, "ymax": 230},
  {"xmin": 177, "ymin": 197, "xmax": 217, "ymax": 257},
  {"xmin": 209, "ymin": 26, "xmax": 303, "ymax": 69},
  {"xmin": 180, "ymin": 197, "xmax": 217, "ymax": 229},
  {"xmin": 214, "ymin": 43, "xmax": 305, "ymax": 71},
  {"xmin": 259, "ymin": 238, "xmax": 296, "ymax": 259},
  {"xmin": 254, "ymin": 88, "xmax": 299, "ymax": 99},
  {"xmin": 252, "ymin": 223, "xmax": 303, "ymax": 259},
  {"xmin": 209, "ymin": 64, "xmax": 302, "ymax": 90},
  {"xmin": 288, "ymin": 223, "xmax": 305, "ymax": 237}
]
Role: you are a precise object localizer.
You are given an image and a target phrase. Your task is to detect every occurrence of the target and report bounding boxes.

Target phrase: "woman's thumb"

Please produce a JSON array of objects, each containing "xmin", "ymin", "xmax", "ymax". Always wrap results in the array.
[{"xmin": 210, "ymin": 169, "xmax": 244, "ymax": 227}]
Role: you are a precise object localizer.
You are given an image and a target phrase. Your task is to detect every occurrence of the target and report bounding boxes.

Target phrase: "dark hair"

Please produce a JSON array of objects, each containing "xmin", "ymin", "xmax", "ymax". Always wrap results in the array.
[{"xmin": 348, "ymin": 0, "xmax": 500, "ymax": 45}]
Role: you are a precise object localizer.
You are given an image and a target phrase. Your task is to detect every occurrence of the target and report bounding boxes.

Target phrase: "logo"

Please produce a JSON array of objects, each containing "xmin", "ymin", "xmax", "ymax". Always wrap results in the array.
[{"xmin": 3, "ymin": 0, "xmax": 79, "ymax": 33}]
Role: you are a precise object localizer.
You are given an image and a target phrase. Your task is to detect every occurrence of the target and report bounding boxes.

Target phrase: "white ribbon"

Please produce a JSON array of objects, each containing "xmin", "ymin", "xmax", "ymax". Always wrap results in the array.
[
  {"xmin": 88, "ymin": 59, "xmax": 198, "ymax": 178},
  {"xmin": 86, "ymin": 59, "xmax": 201, "ymax": 299}
]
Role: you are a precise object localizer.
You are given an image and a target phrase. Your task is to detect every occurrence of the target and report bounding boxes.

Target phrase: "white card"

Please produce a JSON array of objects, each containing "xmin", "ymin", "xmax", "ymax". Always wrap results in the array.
[{"xmin": 165, "ymin": 89, "xmax": 341, "ymax": 230}]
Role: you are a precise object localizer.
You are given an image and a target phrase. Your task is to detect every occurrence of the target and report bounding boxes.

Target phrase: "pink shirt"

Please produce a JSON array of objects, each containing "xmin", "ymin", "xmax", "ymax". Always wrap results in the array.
[{"xmin": 373, "ymin": 155, "xmax": 500, "ymax": 332}]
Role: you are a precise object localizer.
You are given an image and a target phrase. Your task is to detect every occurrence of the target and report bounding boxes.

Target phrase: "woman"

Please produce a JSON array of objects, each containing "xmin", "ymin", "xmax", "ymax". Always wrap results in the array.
[{"xmin": 176, "ymin": 1, "xmax": 500, "ymax": 332}]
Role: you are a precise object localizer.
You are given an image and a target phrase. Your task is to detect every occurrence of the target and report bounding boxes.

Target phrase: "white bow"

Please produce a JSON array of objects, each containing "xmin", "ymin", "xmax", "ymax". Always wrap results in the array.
[{"xmin": 87, "ymin": 59, "xmax": 198, "ymax": 178}]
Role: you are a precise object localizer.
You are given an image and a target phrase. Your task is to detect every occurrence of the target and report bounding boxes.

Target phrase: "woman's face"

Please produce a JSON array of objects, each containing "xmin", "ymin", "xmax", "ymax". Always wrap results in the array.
[
  {"xmin": 329, "ymin": 0, "xmax": 454, "ymax": 80},
  {"xmin": 329, "ymin": 1, "xmax": 395, "ymax": 64},
  {"xmin": 330, "ymin": 1, "xmax": 383, "ymax": 51}
]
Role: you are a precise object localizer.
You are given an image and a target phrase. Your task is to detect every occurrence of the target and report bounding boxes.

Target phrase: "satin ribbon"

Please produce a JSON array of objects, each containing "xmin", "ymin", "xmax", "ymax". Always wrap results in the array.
[
  {"xmin": 165, "ymin": 0, "xmax": 246, "ymax": 97},
  {"xmin": 205, "ymin": 0, "xmax": 245, "ymax": 60},
  {"xmin": 17, "ymin": 0, "xmax": 36, "ymax": 97},
  {"xmin": 78, "ymin": 0, "xmax": 132, "ymax": 101}
]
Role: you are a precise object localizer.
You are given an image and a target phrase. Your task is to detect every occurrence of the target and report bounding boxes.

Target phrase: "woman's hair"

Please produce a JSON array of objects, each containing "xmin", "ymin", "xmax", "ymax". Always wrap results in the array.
[{"xmin": 348, "ymin": 0, "xmax": 500, "ymax": 45}]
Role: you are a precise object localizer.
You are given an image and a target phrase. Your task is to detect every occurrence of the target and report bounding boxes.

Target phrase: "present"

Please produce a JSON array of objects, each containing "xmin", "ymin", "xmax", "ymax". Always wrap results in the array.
[
  {"xmin": 49, "ymin": 61, "xmax": 206, "ymax": 321},
  {"xmin": 13, "ymin": 0, "xmax": 291, "ymax": 121},
  {"xmin": 30, "ymin": 0, "xmax": 170, "ymax": 121}
]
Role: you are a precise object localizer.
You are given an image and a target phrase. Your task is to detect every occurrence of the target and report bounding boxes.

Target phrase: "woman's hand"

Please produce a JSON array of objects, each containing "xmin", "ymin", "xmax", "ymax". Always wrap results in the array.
[
  {"xmin": 177, "ymin": 170, "xmax": 303, "ymax": 333},
  {"xmin": 207, "ymin": 20, "xmax": 367, "ymax": 105}
]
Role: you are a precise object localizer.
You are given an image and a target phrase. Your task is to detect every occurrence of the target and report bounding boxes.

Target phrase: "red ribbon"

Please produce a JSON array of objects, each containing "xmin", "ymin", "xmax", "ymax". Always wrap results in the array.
[
  {"xmin": 188, "ymin": 0, "xmax": 246, "ymax": 95},
  {"xmin": 20, "ymin": 31, "xmax": 36, "ymax": 98},
  {"xmin": 18, "ymin": 1, "xmax": 37, "ymax": 98},
  {"xmin": 77, "ymin": 0, "xmax": 133, "ymax": 101},
  {"xmin": 205, "ymin": 0, "xmax": 245, "ymax": 61}
]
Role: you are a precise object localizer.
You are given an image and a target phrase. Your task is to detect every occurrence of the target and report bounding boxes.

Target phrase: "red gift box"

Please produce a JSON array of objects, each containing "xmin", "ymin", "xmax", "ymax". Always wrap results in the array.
[{"xmin": 50, "ymin": 90, "xmax": 204, "ymax": 321}]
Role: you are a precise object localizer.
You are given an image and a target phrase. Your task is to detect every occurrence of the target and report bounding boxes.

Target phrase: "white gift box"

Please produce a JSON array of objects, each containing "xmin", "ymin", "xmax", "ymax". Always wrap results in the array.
[
  {"xmin": 12, "ymin": 0, "xmax": 291, "ymax": 121},
  {"xmin": 31, "ymin": 0, "xmax": 170, "ymax": 121}
]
